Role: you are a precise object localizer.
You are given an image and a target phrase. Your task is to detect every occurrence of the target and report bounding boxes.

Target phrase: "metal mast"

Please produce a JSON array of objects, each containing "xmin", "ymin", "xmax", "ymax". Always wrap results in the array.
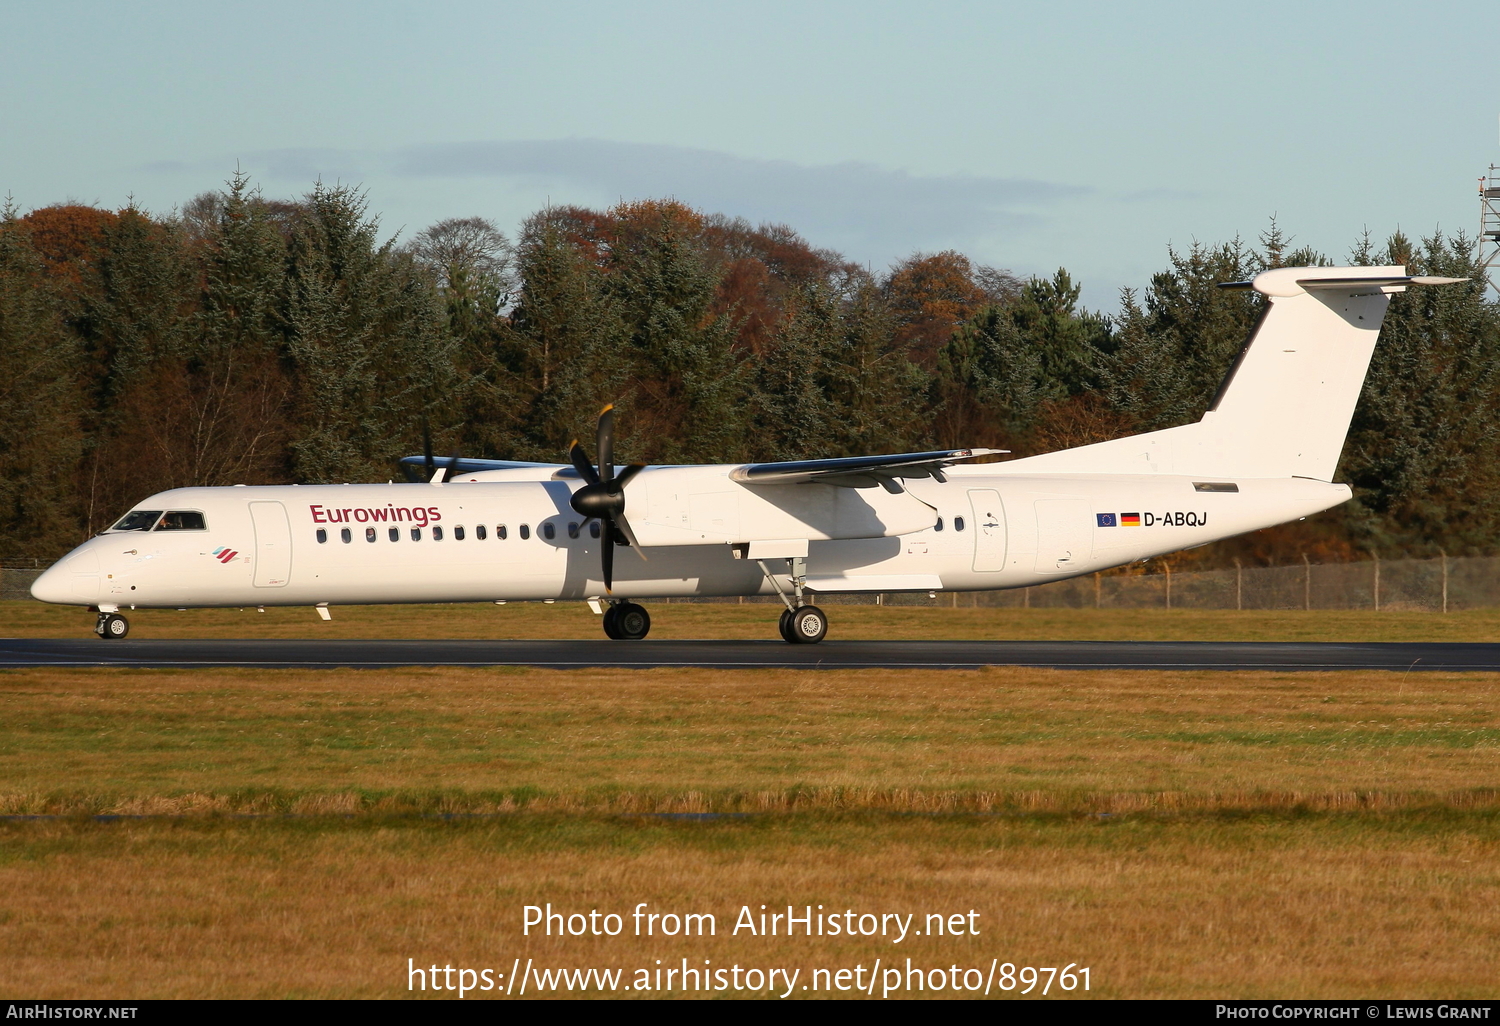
[{"xmin": 1481, "ymin": 167, "xmax": 1500, "ymax": 296}]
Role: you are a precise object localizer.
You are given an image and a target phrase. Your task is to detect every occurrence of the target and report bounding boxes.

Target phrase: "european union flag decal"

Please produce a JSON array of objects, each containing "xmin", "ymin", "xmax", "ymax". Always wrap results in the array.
[{"xmin": 1096, "ymin": 513, "xmax": 1117, "ymax": 527}]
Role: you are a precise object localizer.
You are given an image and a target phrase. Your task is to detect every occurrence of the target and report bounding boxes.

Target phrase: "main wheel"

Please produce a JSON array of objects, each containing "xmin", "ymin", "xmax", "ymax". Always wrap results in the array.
[
  {"xmin": 786, "ymin": 605, "xmax": 827, "ymax": 644},
  {"xmin": 601, "ymin": 605, "xmax": 622, "ymax": 639},
  {"xmin": 96, "ymin": 613, "xmax": 129, "ymax": 640},
  {"xmin": 613, "ymin": 602, "xmax": 651, "ymax": 640},
  {"xmin": 777, "ymin": 607, "xmax": 794, "ymax": 643}
]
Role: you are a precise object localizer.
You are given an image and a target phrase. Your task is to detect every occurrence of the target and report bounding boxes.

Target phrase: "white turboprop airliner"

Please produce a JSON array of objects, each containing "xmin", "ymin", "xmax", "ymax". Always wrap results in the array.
[{"xmin": 31, "ymin": 265, "xmax": 1462, "ymax": 643}]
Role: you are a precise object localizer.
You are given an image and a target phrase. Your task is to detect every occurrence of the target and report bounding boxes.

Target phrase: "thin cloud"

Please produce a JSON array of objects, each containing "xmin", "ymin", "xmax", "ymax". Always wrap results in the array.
[
  {"xmin": 390, "ymin": 138, "xmax": 1088, "ymax": 258},
  {"xmin": 138, "ymin": 139, "xmax": 1090, "ymax": 267}
]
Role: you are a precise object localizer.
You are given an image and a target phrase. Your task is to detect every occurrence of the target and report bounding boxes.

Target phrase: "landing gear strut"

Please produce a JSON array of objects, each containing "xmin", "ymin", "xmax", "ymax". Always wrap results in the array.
[
  {"xmin": 602, "ymin": 601, "xmax": 651, "ymax": 640},
  {"xmin": 94, "ymin": 612, "xmax": 129, "ymax": 639},
  {"xmin": 760, "ymin": 557, "xmax": 827, "ymax": 645}
]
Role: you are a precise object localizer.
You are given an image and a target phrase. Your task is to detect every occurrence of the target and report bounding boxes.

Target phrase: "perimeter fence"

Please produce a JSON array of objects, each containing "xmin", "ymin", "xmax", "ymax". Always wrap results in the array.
[
  {"xmin": 674, "ymin": 554, "xmax": 1500, "ymax": 611},
  {"xmin": 4, "ymin": 554, "xmax": 1498, "ymax": 611}
]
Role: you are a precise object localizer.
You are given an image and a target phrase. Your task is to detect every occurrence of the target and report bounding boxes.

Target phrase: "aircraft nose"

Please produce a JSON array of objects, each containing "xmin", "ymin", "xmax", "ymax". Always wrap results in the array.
[
  {"xmin": 30, "ymin": 546, "xmax": 100, "ymax": 605},
  {"xmin": 29, "ymin": 562, "xmax": 73, "ymax": 604}
]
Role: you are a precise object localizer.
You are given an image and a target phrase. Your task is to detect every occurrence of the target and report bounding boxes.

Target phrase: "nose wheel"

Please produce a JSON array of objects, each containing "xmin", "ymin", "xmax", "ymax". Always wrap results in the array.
[
  {"xmin": 94, "ymin": 613, "xmax": 129, "ymax": 639},
  {"xmin": 602, "ymin": 601, "xmax": 651, "ymax": 640}
]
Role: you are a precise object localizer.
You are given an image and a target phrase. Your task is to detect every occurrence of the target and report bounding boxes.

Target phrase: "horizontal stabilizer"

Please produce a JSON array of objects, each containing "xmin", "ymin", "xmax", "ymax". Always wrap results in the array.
[{"xmin": 1218, "ymin": 267, "xmax": 1468, "ymax": 297}]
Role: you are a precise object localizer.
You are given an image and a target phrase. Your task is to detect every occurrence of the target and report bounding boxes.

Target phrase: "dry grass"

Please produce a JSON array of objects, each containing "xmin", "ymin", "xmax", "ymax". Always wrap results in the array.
[
  {"xmin": 2, "ymin": 664, "xmax": 1500, "ymax": 998},
  {"xmin": 3, "ymin": 815, "xmax": 1499, "ymax": 999},
  {"xmin": 7, "ymin": 599, "xmax": 1500, "ymax": 642}
]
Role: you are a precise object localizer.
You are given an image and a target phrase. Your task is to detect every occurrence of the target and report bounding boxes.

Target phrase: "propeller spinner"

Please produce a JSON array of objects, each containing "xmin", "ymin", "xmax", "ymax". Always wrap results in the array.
[{"xmin": 568, "ymin": 406, "xmax": 646, "ymax": 592}]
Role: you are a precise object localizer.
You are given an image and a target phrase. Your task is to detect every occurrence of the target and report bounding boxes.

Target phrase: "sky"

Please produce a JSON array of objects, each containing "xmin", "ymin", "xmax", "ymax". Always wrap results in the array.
[{"xmin": 2, "ymin": 0, "xmax": 1495, "ymax": 309}]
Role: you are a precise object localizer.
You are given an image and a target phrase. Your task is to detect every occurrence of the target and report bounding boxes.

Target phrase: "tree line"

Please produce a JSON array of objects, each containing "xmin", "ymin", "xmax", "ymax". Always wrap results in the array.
[{"xmin": 2, "ymin": 171, "xmax": 1496, "ymax": 565}]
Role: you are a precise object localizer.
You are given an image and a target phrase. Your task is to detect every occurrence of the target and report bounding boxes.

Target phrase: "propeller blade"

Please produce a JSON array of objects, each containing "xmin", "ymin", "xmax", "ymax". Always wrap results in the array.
[
  {"xmin": 568, "ymin": 442, "xmax": 602, "ymax": 486},
  {"xmin": 597, "ymin": 405, "xmax": 615, "ymax": 483},
  {"xmin": 422, "ymin": 423, "xmax": 435, "ymax": 477},
  {"xmin": 601, "ymin": 529, "xmax": 615, "ymax": 592},
  {"xmin": 612, "ymin": 512, "xmax": 646, "ymax": 558},
  {"xmin": 612, "ymin": 462, "xmax": 646, "ymax": 493}
]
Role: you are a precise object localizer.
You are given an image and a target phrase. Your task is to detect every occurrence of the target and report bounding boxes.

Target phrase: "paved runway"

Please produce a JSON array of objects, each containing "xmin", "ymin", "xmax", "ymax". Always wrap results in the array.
[{"xmin": 3, "ymin": 637, "xmax": 1500, "ymax": 671}]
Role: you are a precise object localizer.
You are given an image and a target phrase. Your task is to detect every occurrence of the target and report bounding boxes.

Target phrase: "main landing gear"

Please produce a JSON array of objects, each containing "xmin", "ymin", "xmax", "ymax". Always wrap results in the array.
[
  {"xmin": 778, "ymin": 604, "xmax": 828, "ymax": 644},
  {"xmin": 94, "ymin": 611, "xmax": 129, "ymax": 639},
  {"xmin": 760, "ymin": 556, "xmax": 828, "ymax": 645},
  {"xmin": 602, "ymin": 601, "xmax": 651, "ymax": 640}
]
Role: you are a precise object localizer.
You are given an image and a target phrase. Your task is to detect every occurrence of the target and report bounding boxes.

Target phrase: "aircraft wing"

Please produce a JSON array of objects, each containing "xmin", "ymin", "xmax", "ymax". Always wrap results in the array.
[
  {"xmin": 399, "ymin": 456, "xmax": 564, "ymax": 481},
  {"xmin": 727, "ymin": 448, "xmax": 1007, "ymax": 492}
]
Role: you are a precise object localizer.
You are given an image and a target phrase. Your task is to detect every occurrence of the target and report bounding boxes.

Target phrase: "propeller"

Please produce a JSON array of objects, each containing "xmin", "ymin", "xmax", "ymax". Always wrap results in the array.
[
  {"xmin": 568, "ymin": 405, "xmax": 646, "ymax": 592},
  {"xmin": 420, "ymin": 423, "xmax": 463, "ymax": 483}
]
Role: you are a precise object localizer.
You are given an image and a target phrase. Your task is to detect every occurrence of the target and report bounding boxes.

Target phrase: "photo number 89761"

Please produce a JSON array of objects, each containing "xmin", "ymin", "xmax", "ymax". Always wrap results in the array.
[{"xmin": 996, "ymin": 963, "xmax": 1089, "ymax": 995}]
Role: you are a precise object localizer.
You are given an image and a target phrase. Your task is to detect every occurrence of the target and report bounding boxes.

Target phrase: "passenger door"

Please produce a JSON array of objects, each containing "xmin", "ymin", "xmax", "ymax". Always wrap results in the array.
[
  {"xmin": 250, "ymin": 501, "xmax": 292, "ymax": 587},
  {"xmin": 968, "ymin": 489, "xmax": 1007, "ymax": 572}
]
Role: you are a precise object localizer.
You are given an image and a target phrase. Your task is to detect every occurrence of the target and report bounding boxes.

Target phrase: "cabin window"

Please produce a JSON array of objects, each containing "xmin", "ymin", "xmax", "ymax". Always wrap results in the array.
[
  {"xmin": 934, "ymin": 517, "xmax": 945, "ymax": 532},
  {"xmin": 389, "ymin": 527, "xmax": 400, "ymax": 542},
  {"xmin": 366, "ymin": 527, "xmax": 377, "ymax": 543},
  {"xmin": 155, "ymin": 511, "xmax": 207, "ymax": 531},
  {"xmin": 589, "ymin": 521, "xmax": 601, "ymax": 539},
  {"xmin": 519, "ymin": 524, "xmax": 530, "ymax": 540},
  {"xmin": 111, "ymin": 510, "xmax": 163, "ymax": 532},
  {"xmin": 542, "ymin": 522, "xmax": 556, "ymax": 540},
  {"xmin": 341, "ymin": 528, "xmax": 352, "ymax": 543},
  {"xmin": 475, "ymin": 525, "xmax": 487, "ymax": 540},
  {"xmin": 432, "ymin": 525, "xmax": 444, "ymax": 541},
  {"xmin": 411, "ymin": 527, "xmax": 422, "ymax": 541},
  {"xmin": 567, "ymin": 522, "xmax": 579, "ymax": 539},
  {"xmin": 954, "ymin": 516, "xmax": 965, "ymax": 532},
  {"xmin": 454, "ymin": 525, "xmax": 465, "ymax": 541},
  {"xmin": 316, "ymin": 529, "xmax": 328, "ymax": 544},
  {"xmin": 497, "ymin": 525, "xmax": 507, "ymax": 540}
]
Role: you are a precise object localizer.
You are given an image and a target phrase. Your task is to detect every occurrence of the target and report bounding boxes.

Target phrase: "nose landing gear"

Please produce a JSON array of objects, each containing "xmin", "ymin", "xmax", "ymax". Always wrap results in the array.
[{"xmin": 94, "ymin": 612, "xmax": 129, "ymax": 639}]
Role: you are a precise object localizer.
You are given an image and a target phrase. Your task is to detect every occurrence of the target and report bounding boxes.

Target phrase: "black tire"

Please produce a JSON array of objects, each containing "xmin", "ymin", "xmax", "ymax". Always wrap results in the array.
[
  {"xmin": 614, "ymin": 602, "xmax": 651, "ymax": 640},
  {"xmin": 99, "ymin": 614, "xmax": 129, "ymax": 640},
  {"xmin": 602, "ymin": 605, "xmax": 622, "ymax": 640},
  {"xmin": 777, "ymin": 607, "xmax": 794, "ymax": 643},
  {"xmin": 787, "ymin": 605, "xmax": 827, "ymax": 644}
]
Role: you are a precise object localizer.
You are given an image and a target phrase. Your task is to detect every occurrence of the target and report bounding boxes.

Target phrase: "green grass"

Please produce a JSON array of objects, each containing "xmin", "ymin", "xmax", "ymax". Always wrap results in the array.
[{"xmin": 3, "ymin": 664, "xmax": 1499, "ymax": 812}]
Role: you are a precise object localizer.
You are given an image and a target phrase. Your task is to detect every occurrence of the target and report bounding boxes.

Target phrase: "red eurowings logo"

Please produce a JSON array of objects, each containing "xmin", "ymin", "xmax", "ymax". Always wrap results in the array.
[{"xmin": 212, "ymin": 546, "xmax": 239, "ymax": 563}]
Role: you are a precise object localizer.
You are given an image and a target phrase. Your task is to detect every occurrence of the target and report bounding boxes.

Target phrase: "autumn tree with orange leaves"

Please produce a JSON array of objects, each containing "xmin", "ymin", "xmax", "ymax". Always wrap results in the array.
[{"xmin": 2, "ymin": 175, "xmax": 1498, "ymax": 564}]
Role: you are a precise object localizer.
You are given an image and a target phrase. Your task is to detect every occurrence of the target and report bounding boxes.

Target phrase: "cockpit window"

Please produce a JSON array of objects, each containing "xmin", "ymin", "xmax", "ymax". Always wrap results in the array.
[
  {"xmin": 155, "ymin": 511, "xmax": 207, "ymax": 531},
  {"xmin": 111, "ymin": 510, "xmax": 163, "ymax": 532}
]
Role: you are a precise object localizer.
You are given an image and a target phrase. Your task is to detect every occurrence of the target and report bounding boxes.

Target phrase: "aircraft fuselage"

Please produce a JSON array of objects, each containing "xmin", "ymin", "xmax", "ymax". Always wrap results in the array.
[{"xmin": 33, "ymin": 471, "xmax": 1349, "ymax": 610}]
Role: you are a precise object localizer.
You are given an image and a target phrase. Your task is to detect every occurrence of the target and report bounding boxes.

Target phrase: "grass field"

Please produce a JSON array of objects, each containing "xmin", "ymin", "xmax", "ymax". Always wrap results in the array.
[
  {"xmin": 2, "ymin": 661, "xmax": 1499, "ymax": 998},
  {"xmin": 7, "ymin": 598, "xmax": 1500, "ymax": 642}
]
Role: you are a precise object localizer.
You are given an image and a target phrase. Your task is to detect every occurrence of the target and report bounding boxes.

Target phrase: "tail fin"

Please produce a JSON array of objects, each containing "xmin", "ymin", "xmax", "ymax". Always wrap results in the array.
[{"xmin": 1000, "ymin": 265, "xmax": 1464, "ymax": 480}]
